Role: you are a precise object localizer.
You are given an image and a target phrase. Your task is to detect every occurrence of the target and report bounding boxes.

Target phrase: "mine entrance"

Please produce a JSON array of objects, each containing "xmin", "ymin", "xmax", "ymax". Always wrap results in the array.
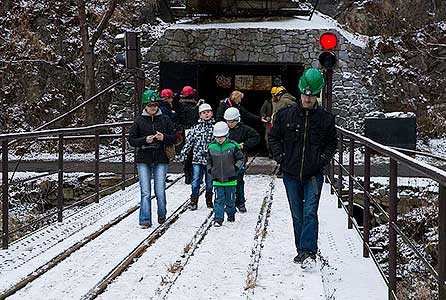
[{"xmin": 160, "ymin": 62, "xmax": 304, "ymax": 154}]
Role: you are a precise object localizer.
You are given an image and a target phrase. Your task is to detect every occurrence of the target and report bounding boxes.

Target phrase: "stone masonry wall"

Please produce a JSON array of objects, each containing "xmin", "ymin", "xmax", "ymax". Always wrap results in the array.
[{"xmin": 146, "ymin": 27, "xmax": 382, "ymax": 132}]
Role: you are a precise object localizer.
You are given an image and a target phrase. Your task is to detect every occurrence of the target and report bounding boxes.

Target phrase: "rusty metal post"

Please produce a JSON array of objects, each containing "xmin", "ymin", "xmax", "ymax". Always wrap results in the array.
[
  {"xmin": 95, "ymin": 130, "xmax": 100, "ymax": 203},
  {"xmin": 121, "ymin": 126, "xmax": 126, "ymax": 190},
  {"xmin": 337, "ymin": 133, "xmax": 343, "ymax": 208},
  {"xmin": 389, "ymin": 158, "xmax": 398, "ymax": 299},
  {"xmin": 329, "ymin": 158, "xmax": 335, "ymax": 194},
  {"xmin": 125, "ymin": 32, "xmax": 144, "ymax": 119},
  {"xmin": 363, "ymin": 146, "xmax": 371, "ymax": 258},
  {"xmin": 57, "ymin": 134, "xmax": 64, "ymax": 222},
  {"xmin": 439, "ymin": 184, "xmax": 446, "ymax": 300},
  {"xmin": 2, "ymin": 141, "xmax": 9, "ymax": 249},
  {"xmin": 348, "ymin": 138, "xmax": 354, "ymax": 229}
]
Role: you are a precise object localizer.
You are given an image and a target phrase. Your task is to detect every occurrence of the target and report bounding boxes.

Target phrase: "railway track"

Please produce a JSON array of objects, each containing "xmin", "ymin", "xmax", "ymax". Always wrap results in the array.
[{"xmin": 2, "ymin": 155, "xmax": 267, "ymax": 300}]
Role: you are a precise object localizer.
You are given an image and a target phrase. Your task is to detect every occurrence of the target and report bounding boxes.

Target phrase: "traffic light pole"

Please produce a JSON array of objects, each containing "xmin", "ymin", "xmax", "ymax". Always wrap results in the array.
[{"xmin": 325, "ymin": 69, "xmax": 333, "ymax": 112}]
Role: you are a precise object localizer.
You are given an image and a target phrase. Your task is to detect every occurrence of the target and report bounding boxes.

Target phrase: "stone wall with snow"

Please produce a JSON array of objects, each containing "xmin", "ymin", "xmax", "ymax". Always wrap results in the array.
[{"xmin": 145, "ymin": 24, "xmax": 382, "ymax": 131}]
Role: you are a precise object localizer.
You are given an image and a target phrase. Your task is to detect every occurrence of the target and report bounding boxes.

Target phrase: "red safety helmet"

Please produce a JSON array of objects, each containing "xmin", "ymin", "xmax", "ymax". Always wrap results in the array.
[
  {"xmin": 160, "ymin": 88, "xmax": 174, "ymax": 98},
  {"xmin": 181, "ymin": 85, "xmax": 195, "ymax": 96}
]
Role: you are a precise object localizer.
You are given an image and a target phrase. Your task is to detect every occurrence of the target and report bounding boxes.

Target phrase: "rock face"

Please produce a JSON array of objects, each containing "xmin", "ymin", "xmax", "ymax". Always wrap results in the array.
[
  {"xmin": 147, "ymin": 25, "xmax": 381, "ymax": 131},
  {"xmin": 336, "ymin": 0, "xmax": 446, "ymax": 137}
]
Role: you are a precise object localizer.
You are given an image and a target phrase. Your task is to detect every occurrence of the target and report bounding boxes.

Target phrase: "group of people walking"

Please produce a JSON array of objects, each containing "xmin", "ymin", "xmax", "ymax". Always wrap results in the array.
[{"xmin": 127, "ymin": 67, "xmax": 338, "ymax": 269}]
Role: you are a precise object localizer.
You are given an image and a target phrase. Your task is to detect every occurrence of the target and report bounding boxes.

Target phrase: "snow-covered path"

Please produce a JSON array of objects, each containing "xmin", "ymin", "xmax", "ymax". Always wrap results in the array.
[{"xmin": 1, "ymin": 173, "xmax": 387, "ymax": 300}]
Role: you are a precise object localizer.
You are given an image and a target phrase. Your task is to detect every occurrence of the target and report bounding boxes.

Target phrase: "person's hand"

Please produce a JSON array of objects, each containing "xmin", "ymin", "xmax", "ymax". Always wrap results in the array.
[
  {"xmin": 146, "ymin": 135, "xmax": 155, "ymax": 143},
  {"xmin": 239, "ymin": 143, "xmax": 244, "ymax": 150},
  {"xmin": 155, "ymin": 131, "xmax": 164, "ymax": 141},
  {"xmin": 261, "ymin": 117, "xmax": 269, "ymax": 123},
  {"xmin": 264, "ymin": 116, "xmax": 271, "ymax": 122}
]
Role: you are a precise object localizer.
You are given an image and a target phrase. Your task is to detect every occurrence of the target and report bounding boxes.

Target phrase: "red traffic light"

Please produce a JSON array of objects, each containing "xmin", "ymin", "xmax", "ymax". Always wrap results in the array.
[{"xmin": 319, "ymin": 33, "xmax": 337, "ymax": 50}]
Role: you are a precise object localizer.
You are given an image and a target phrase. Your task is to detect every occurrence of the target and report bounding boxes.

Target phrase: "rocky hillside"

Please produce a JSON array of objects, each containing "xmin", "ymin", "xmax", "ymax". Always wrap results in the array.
[
  {"xmin": 1, "ymin": 0, "xmax": 445, "ymax": 139},
  {"xmin": 0, "ymin": 0, "xmax": 169, "ymax": 133},
  {"xmin": 335, "ymin": 0, "xmax": 446, "ymax": 138}
]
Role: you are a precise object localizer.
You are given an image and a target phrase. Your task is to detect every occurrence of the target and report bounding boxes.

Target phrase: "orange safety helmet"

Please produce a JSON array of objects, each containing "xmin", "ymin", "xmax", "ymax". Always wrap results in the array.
[
  {"xmin": 160, "ymin": 88, "xmax": 174, "ymax": 98},
  {"xmin": 181, "ymin": 85, "xmax": 195, "ymax": 96}
]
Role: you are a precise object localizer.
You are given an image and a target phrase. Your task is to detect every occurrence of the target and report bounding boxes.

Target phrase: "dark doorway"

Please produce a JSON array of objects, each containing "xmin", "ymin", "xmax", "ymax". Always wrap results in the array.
[{"xmin": 159, "ymin": 62, "xmax": 304, "ymax": 154}]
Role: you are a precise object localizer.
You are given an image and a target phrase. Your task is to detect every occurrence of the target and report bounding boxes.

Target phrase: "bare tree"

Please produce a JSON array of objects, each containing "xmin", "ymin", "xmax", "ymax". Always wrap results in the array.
[{"xmin": 77, "ymin": 0, "xmax": 118, "ymax": 125}]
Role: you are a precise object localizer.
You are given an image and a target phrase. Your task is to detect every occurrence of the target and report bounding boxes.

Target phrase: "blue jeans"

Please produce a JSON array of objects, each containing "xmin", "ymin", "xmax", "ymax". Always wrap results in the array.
[
  {"xmin": 214, "ymin": 186, "xmax": 236, "ymax": 222},
  {"xmin": 137, "ymin": 163, "xmax": 168, "ymax": 225},
  {"xmin": 191, "ymin": 163, "xmax": 213, "ymax": 197},
  {"xmin": 235, "ymin": 171, "xmax": 245, "ymax": 208},
  {"xmin": 283, "ymin": 173, "xmax": 324, "ymax": 254}
]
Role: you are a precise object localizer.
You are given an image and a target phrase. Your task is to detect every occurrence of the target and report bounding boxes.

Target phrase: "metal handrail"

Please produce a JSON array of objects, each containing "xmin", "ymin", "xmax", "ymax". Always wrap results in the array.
[
  {"xmin": 0, "ymin": 121, "xmax": 133, "ymax": 142},
  {"xmin": 332, "ymin": 126, "xmax": 446, "ymax": 300},
  {"xmin": 337, "ymin": 126, "xmax": 446, "ymax": 186},
  {"xmin": 2, "ymin": 122, "xmax": 134, "ymax": 249}
]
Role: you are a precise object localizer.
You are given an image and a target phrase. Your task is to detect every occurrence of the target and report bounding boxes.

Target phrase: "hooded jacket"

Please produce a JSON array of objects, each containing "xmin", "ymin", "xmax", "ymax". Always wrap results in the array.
[{"xmin": 128, "ymin": 109, "xmax": 177, "ymax": 164}]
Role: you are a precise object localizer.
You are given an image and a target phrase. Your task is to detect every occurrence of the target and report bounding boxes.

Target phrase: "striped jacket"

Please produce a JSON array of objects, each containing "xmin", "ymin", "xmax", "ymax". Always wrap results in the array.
[{"xmin": 179, "ymin": 118, "xmax": 215, "ymax": 165}]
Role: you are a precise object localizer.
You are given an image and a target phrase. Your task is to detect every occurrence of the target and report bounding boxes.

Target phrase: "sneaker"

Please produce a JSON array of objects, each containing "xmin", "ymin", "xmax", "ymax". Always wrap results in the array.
[
  {"xmin": 190, "ymin": 203, "xmax": 198, "ymax": 211},
  {"xmin": 158, "ymin": 217, "xmax": 166, "ymax": 224},
  {"xmin": 227, "ymin": 215, "xmax": 235, "ymax": 222},
  {"xmin": 213, "ymin": 220, "xmax": 223, "ymax": 227},
  {"xmin": 237, "ymin": 206, "xmax": 247, "ymax": 213},
  {"xmin": 300, "ymin": 252, "xmax": 317, "ymax": 270},
  {"xmin": 139, "ymin": 224, "xmax": 152, "ymax": 229}
]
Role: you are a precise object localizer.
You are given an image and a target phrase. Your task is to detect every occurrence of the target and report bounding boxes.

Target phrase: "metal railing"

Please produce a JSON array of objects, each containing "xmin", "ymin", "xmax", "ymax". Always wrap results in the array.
[
  {"xmin": 1, "ymin": 121, "xmax": 135, "ymax": 249},
  {"xmin": 326, "ymin": 126, "xmax": 446, "ymax": 300}
]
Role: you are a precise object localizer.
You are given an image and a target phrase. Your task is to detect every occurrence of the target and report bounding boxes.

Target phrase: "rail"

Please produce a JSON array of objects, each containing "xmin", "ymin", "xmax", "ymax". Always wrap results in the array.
[
  {"xmin": 1, "ymin": 121, "xmax": 135, "ymax": 249},
  {"xmin": 326, "ymin": 125, "xmax": 446, "ymax": 300}
]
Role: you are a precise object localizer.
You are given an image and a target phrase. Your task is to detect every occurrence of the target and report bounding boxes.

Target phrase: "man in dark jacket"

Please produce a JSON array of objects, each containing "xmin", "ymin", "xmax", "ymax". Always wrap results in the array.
[
  {"xmin": 269, "ymin": 68, "xmax": 338, "ymax": 269},
  {"xmin": 224, "ymin": 107, "xmax": 260, "ymax": 212}
]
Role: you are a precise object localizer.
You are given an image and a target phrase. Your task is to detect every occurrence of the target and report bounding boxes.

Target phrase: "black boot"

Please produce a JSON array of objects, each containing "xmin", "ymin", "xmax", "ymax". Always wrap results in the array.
[
  {"xmin": 190, "ymin": 196, "xmax": 198, "ymax": 211},
  {"xmin": 205, "ymin": 192, "xmax": 213, "ymax": 208}
]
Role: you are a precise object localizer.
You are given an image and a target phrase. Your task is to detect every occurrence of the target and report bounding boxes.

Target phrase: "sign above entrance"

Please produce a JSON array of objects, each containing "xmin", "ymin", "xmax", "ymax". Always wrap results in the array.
[
  {"xmin": 216, "ymin": 75, "xmax": 232, "ymax": 89},
  {"xmin": 235, "ymin": 75, "xmax": 272, "ymax": 91},
  {"xmin": 235, "ymin": 75, "xmax": 254, "ymax": 90},
  {"xmin": 253, "ymin": 76, "xmax": 272, "ymax": 91}
]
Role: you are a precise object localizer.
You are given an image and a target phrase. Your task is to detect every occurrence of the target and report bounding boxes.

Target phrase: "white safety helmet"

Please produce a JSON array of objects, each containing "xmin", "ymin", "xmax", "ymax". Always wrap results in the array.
[
  {"xmin": 198, "ymin": 103, "xmax": 212, "ymax": 113},
  {"xmin": 213, "ymin": 121, "xmax": 229, "ymax": 137},
  {"xmin": 223, "ymin": 107, "xmax": 241, "ymax": 121}
]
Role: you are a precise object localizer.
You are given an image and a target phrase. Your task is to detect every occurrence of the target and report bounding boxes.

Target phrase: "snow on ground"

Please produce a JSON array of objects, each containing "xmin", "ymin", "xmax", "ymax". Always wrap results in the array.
[{"xmin": 1, "ymin": 174, "xmax": 387, "ymax": 299}]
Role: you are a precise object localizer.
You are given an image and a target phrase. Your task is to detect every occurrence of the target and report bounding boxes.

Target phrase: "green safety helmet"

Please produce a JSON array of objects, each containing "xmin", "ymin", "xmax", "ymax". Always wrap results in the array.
[
  {"xmin": 298, "ymin": 68, "xmax": 325, "ymax": 96},
  {"xmin": 142, "ymin": 89, "xmax": 161, "ymax": 104}
]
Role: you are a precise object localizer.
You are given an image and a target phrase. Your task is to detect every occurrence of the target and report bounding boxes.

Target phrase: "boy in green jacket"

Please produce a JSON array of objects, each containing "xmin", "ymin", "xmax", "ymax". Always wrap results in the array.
[{"xmin": 207, "ymin": 122, "xmax": 245, "ymax": 226}]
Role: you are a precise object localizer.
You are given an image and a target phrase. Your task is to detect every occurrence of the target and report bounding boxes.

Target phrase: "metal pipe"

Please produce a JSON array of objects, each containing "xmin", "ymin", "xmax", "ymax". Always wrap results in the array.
[
  {"xmin": 121, "ymin": 126, "xmax": 126, "ymax": 191},
  {"xmin": 363, "ymin": 146, "xmax": 371, "ymax": 258},
  {"xmin": 95, "ymin": 130, "xmax": 100, "ymax": 203},
  {"xmin": 439, "ymin": 184, "xmax": 446, "ymax": 300},
  {"xmin": 388, "ymin": 158, "xmax": 398, "ymax": 299},
  {"xmin": 2, "ymin": 141, "xmax": 9, "ymax": 249},
  {"xmin": 57, "ymin": 134, "xmax": 64, "ymax": 222},
  {"xmin": 348, "ymin": 138, "xmax": 354, "ymax": 229},
  {"xmin": 338, "ymin": 133, "xmax": 343, "ymax": 208}
]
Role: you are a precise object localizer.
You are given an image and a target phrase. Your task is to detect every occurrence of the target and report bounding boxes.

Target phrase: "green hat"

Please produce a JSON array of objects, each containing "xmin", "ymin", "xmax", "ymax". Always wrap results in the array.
[
  {"xmin": 142, "ymin": 89, "xmax": 161, "ymax": 104},
  {"xmin": 298, "ymin": 68, "xmax": 325, "ymax": 96}
]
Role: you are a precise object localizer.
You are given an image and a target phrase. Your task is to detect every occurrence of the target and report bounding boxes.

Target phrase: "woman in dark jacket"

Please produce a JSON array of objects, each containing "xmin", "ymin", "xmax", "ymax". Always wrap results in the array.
[{"xmin": 128, "ymin": 90, "xmax": 177, "ymax": 228}]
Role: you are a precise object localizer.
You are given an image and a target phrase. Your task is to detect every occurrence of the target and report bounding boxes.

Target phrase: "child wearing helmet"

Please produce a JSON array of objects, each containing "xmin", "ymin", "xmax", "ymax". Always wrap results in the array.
[
  {"xmin": 128, "ymin": 89, "xmax": 177, "ymax": 228},
  {"xmin": 207, "ymin": 122, "xmax": 245, "ymax": 227},
  {"xmin": 178, "ymin": 103, "xmax": 215, "ymax": 210},
  {"xmin": 224, "ymin": 107, "xmax": 260, "ymax": 213}
]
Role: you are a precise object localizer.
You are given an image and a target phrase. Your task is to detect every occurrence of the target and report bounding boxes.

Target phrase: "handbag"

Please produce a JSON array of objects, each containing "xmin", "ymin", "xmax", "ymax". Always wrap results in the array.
[{"xmin": 164, "ymin": 144, "xmax": 176, "ymax": 162}]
